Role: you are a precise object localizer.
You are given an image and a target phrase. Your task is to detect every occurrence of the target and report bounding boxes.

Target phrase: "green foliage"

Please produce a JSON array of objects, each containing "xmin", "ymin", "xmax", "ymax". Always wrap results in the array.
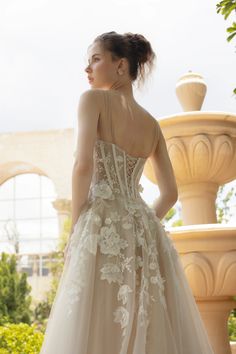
[
  {"xmin": 164, "ymin": 205, "xmax": 183, "ymax": 227},
  {"xmin": 170, "ymin": 219, "xmax": 183, "ymax": 227},
  {"xmin": 0, "ymin": 253, "xmax": 33, "ymax": 326},
  {"xmin": 216, "ymin": 0, "xmax": 236, "ymax": 21},
  {"xmin": 0, "ymin": 322, "xmax": 43, "ymax": 353},
  {"xmin": 164, "ymin": 207, "xmax": 176, "ymax": 222},
  {"xmin": 229, "ymin": 310, "xmax": 236, "ymax": 341},
  {"xmin": 216, "ymin": 184, "xmax": 236, "ymax": 223},
  {"xmin": 57, "ymin": 217, "xmax": 72, "ymax": 252},
  {"xmin": 216, "ymin": 0, "xmax": 236, "ymax": 41},
  {"xmin": 33, "ymin": 299, "xmax": 51, "ymax": 334},
  {"xmin": 216, "ymin": 0, "xmax": 236, "ymax": 96},
  {"xmin": 226, "ymin": 21, "xmax": 236, "ymax": 41}
]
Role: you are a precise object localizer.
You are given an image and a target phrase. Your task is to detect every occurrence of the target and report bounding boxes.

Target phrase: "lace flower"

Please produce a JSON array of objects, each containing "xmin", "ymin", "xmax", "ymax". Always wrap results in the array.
[
  {"xmin": 93, "ymin": 180, "xmax": 114, "ymax": 200},
  {"xmin": 105, "ymin": 217, "xmax": 112, "ymax": 225},
  {"xmin": 121, "ymin": 215, "xmax": 133, "ymax": 230},
  {"xmin": 98, "ymin": 224, "xmax": 128, "ymax": 256},
  {"xmin": 113, "ymin": 306, "xmax": 129, "ymax": 329},
  {"xmin": 117, "ymin": 284, "xmax": 133, "ymax": 305},
  {"xmin": 100, "ymin": 263, "xmax": 123, "ymax": 284},
  {"xmin": 125, "ymin": 201, "xmax": 141, "ymax": 216},
  {"xmin": 149, "ymin": 262, "xmax": 157, "ymax": 270},
  {"xmin": 110, "ymin": 211, "xmax": 121, "ymax": 222},
  {"xmin": 94, "ymin": 214, "xmax": 102, "ymax": 226},
  {"xmin": 150, "ymin": 276, "xmax": 159, "ymax": 284}
]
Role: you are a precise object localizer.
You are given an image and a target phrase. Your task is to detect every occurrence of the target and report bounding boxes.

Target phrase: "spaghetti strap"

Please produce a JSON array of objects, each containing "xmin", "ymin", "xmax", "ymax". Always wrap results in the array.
[
  {"xmin": 104, "ymin": 90, "xmax": 116, "ymax": 144},
  {"xmin": 109, "ymin": 93, "xmax": 115, "ymax": 143},
  {"xmin": 151, "ymin": 119, "xmax": 159, "ymax": 155}
]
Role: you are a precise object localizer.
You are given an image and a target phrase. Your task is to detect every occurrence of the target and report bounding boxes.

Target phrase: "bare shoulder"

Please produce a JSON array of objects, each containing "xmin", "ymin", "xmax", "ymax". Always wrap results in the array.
[
  {"xmin": 79, "ymin": 88, "xmax": 104, "ymax": 100},
  {"xmin": 138, "ymin": 104, "xmax": 161, "ymax": 136},
  {"xmin": 78, "ymin": 89, "xmax": 105, "ymax": 109},
  {"xmin": 136, "ymin": 102, "xmax": 159, "ymax": 122}
]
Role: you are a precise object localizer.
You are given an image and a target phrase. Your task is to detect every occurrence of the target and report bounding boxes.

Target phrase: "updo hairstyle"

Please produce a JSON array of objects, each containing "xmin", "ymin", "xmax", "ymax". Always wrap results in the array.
[{"xmin": 93, "ymin": 31, "xmax": 156, "ymax": 87}]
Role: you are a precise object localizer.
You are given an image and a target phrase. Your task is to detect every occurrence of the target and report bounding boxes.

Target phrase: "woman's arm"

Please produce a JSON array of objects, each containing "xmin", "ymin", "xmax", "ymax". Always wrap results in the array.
[
  {"xmin": 149, "ymin": 121, "xmax": 178, "ymax": 220},
  {"xmin": 69, "ymin": 89, "xmax": 102, "ymax": 236}
]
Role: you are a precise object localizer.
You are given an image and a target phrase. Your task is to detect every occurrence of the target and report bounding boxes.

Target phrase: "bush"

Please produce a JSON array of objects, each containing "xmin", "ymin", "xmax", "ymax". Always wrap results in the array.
[
  {"xmin": 229, "ymin": 310, "xmax": 236, "ymax": 341},
  {"xmin": 0, "ymin": 322, "xmax": 43, "ymax": 353},
  {"xmin": 33, "ymin": 299, "xmax": 51, "ymax": 334},
  {"xmin": 0, "ymin": 253, "xmax": 32, "ymax": 326}
]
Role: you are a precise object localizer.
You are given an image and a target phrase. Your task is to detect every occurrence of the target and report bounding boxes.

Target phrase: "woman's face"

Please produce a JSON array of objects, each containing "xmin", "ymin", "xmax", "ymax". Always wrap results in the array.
[{"xmin": 85, "ymin": 41, "xmax": 122, "ymax": 89}]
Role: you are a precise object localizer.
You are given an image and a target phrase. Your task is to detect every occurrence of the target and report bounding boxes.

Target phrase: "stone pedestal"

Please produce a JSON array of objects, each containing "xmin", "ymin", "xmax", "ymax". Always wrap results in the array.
[
  {"xmin": 198, "ymin": 299, "xmax": 235, "ymax": 354},
  {"xmin": 168, "ymin": 225, "xmax": 236, "ymax": 354}
]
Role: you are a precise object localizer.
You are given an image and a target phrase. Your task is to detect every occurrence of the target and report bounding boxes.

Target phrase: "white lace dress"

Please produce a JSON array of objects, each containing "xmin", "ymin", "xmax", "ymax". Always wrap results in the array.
[{"xmin": 40, "ymin": 138, "xmax": 215, "ymax": 354}]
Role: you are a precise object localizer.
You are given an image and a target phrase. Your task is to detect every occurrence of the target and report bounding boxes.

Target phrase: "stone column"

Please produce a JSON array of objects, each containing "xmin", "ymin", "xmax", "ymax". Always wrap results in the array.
[{"xmin": 52, "ymin": 198, "xmax": 71, "ymax": 234}]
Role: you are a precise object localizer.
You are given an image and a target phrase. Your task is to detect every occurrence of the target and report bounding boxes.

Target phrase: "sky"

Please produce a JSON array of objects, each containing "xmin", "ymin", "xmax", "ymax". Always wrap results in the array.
[
  {"xmin": 0, "ymin": 0, "xmax": 235, "ymax": 134},
  {"xmin": 0, "ymin": 0, "xmax": 236, "ymax": 223}
]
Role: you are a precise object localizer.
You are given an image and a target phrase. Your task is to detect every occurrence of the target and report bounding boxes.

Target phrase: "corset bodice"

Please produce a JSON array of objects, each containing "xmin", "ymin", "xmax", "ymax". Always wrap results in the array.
[{"xmin": 89, "ymin": 139, "xmax": 147, "ymax": 201}]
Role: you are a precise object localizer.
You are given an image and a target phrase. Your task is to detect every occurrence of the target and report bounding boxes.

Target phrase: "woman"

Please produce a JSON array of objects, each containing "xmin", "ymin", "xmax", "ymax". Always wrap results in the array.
[{"xmin": 40, "ymin": 31, "xmax": 215, "ymax": 354}]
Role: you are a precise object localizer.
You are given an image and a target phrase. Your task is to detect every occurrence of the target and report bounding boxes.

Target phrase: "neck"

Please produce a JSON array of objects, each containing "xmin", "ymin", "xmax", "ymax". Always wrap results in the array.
[{"xmin": 108, "ymin": 80, "xmax": 135, "ymax": 101}]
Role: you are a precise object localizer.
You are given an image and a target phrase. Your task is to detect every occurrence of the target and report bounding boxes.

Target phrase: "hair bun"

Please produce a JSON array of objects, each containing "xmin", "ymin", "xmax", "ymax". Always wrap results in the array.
[{"xmin": 123, "ymin": 32, "xmax": 152, "ymax": 64}]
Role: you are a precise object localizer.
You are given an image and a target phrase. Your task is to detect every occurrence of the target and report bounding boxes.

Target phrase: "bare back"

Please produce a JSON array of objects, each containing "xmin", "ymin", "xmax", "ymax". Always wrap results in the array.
[{"xmin": 97, "ymin": 90, "xmax": 158, "ymax": 159}]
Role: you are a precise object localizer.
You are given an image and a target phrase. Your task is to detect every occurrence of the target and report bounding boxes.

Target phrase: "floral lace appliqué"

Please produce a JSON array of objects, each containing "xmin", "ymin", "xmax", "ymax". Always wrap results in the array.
[{"xmin": 64, "ymin": 142, "xmax": 179, "ymax": 346}]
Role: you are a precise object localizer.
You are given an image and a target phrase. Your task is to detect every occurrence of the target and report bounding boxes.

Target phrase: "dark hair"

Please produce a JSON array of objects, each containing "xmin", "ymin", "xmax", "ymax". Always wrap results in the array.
[{"xmin": 93, "ymin": 31, "xmax": 156, "ymax": 87}]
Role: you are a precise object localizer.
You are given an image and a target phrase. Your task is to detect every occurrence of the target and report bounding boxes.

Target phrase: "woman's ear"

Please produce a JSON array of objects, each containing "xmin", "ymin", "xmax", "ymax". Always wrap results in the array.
[{"xmin": 117, "ymin": 58, "xmax": 128, "ymax": 74}]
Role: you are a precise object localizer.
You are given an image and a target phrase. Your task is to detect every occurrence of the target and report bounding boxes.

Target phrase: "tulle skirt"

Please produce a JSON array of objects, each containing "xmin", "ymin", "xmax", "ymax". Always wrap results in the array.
[{"xmin": 40, "ymin": 195, "xmax": 215, "ymax": 354}]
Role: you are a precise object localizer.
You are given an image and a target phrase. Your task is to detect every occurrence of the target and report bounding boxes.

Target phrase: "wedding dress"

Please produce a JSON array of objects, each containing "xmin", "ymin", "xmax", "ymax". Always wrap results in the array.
[{"xmin": 40, "ymin": 91, "xmax": 215, "ymax": 354}]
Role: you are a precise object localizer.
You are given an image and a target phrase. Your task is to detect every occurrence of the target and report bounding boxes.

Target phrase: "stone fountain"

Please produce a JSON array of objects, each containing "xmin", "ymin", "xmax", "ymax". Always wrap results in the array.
[{"xmin": 144, "ymin": 71, "xmax": 236, "ymax": 354}]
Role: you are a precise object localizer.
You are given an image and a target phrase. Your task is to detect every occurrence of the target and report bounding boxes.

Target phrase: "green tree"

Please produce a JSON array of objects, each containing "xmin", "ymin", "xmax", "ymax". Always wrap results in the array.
[
  {"xmin": 0, "ymin": 252, "xmax": 33, "ymax": 326},
  {"xmin": 216, "ymin": 0, "xmax": 236, "ymax": 96}
]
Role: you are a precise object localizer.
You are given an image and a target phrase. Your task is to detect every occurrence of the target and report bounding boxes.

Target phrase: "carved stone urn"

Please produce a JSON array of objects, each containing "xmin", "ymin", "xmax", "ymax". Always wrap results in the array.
[
  {"xmin": 176, "ymin": 70, "xmax": 207, "ymax": 111},
  {"xmin": 144, "ymin": 72, "xmax": 236, "ymax": 354}
]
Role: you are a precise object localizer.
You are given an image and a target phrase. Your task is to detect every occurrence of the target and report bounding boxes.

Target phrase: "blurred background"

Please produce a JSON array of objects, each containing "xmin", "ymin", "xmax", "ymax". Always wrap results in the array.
[{"xmin": 0, "ymin": 0, "xmax": 235, "ymax": 303}]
